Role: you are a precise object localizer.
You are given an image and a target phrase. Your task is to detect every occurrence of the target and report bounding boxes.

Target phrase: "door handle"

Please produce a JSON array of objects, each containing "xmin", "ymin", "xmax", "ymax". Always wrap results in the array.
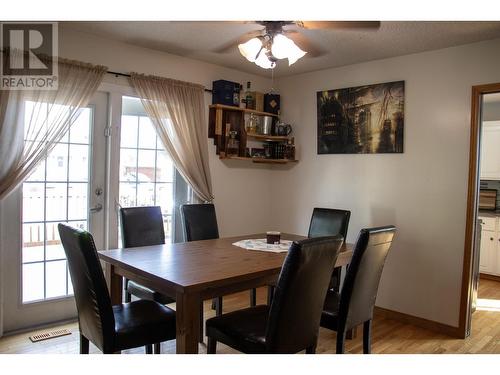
[{"xmin": 90, "ymin": 203, "xmax": 103, "ymax": 213}]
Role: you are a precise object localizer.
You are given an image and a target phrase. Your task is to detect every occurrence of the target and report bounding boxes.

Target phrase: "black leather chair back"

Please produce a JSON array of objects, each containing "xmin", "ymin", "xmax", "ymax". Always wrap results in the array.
[
  {"xmin": 180, "ymin": 204, "xmax": 219, "ymax": 241},
  {"xmin": 120, "ymin": 206, "xmax": 165, "ymax": 248},
  {"xmin": 338, "ymin": 226, "xmax": 396, "ymax": 331},
  {"xmin": 58, "ymin": 223, "xmax": 115, "ymax": 351},
  {"xmin": 308, "ymin": 208, "xmax": 351, "ymax": 239},
  {"xmin": 265, "ymin": 236, "xmax": 344, "ymax": 353}
]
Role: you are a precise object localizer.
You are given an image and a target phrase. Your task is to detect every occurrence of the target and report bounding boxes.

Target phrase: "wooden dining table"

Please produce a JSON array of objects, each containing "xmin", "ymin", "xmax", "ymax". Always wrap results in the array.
[{"xmin": 98, "ymin": 233, "xmax": 353, "ymax": 354}]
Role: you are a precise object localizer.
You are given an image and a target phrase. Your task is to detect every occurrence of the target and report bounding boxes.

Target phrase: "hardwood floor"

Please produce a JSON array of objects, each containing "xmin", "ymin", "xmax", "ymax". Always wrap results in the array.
[{"xmin": 1, "ymin": 279, "xmax": 500, "ymax": 354}]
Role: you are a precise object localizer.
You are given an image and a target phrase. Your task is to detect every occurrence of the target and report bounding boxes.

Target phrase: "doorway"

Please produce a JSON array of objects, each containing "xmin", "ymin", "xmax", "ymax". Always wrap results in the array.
[
  {"xmin": 461, "ymin": 83, "xmax": 500, "ymax": 338},
  {"xmin": 0, "ymin": 92, "xmax": 109, "ymax": 332}
]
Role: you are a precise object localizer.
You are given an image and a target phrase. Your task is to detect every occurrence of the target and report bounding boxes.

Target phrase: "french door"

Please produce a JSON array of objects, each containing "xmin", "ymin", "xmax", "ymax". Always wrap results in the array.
[{"xmin": 0, "ymin": 92, "xmax": 108, "ymax": 332}]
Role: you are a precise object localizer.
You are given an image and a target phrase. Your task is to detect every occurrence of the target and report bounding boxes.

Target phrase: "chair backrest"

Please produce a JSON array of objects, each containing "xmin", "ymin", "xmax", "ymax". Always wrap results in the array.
[
  {"xmin": 120, "ymin": 206, "xmax": 165, "ymax": 248},
  {"xmin": 338, "ymin": 226, "xmax": 396, "ymax": 332},
  {"xmin": 265, "ymin": 236, "xmax": 344, "ymax": 353},
  {"xmin": 180, "ymin": 203, "xmax": 219, "ymax": 241},
  {"xmin": 58, "ymin": 223, "xmax": 114, "ymax": 351},
  {"xmin": 308, "ymin": 208, "xmax": 351, "ymax": 239}
]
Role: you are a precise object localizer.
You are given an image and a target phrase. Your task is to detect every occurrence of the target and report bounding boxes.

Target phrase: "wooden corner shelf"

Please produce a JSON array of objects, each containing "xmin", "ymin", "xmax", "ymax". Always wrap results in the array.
[
  {"xmin": 209, "ymin": 104, "xmax": 280, "ymax": 118},
  {"xmin": 208, "ymin": 104, "xmax": 297, "ymax": 167},
  {"xmin": 246, "ymin": 133, "xmax": 291, "ymax": 142},
  {"xmin": 219, "ymin": 155, "xmax": 298, "ymax": 164}
]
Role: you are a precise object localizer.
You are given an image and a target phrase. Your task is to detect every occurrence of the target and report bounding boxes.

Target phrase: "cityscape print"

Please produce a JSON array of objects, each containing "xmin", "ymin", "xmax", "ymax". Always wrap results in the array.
[{"xmin": 317, "ymin": 80, "xmax": 405, "ymax": 154}]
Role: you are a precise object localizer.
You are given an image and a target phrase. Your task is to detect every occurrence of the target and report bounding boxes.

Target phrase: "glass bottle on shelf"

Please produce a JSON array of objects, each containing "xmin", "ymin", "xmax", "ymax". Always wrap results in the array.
[
  {"xmin": 239, "ymin": 84, "xmax": 246, "ymax": 109},
  {"xmin": 227, "ymin": 130, "xmax": 240, "ymax": 156},
  {"xmin": 245, "ymin": 113, "xmax": 258, "ymax": 134},
  {"xmin": 245, "ymin": 81, "xmax": 253, "ymax": 109}
]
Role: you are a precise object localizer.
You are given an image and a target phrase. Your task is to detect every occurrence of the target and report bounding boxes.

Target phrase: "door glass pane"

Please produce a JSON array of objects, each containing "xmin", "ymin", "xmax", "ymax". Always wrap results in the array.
[
  {"xmin": 22, "ymin": 223, "xmax": 44, "ymax": 263},
  {"xmin": 23, "ymin": 263, "xmax": 45, "ymax": 303},
  {"xmin": 68, "ymin": 183, "xmax": 88, "ymax": 221},
  {"xmin": 119, "ymin": 182, "xmax": 137, "ymax": 207},
  {"xmin": 120, "ymin": 115, "xmax": 138, "ymax": 148},
  {"xmin": 21, "ymin": 102, "xmax": 93, "ymax": 303},
  {"xmin": 137, "ymin": 150, "xmax": 156, "ymax": 182},
  {"xmin": 23, "ymin": 183, "xmax": 44, "ymax": 222},
  {"xmin": 46, "ymin": 143, "xmax": 68, "ymax": 182},
  {"xmin": 45, "ymin": 183, "xmax": 67, "ymax": 221},
  {"xmin": 138, "ymin": 116, "xmax": 157, "ymax": 149},
  {"xmin": 45, "ymin": 222, "xmax": 66, "ymax": 261},
  {"xmin": 68, "ymin": 144, "xmax": 89, "ymax": 182},
  {"xmin": 46, "ymin": 260, "xmax": 68, "ymax": 299},
  {"xmin": 119, "ymin": 149, "xmax": 137, "ymax": 182}
]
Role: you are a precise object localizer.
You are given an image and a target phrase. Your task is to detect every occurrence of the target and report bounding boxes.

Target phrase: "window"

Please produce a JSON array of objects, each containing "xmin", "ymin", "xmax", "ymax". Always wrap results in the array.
[
  {"xmin": 21, "ymin": 102, "xmax": 92, "ymax": 303},
  {"xmin": 118, "ymin": 96, "xmax": 176, "ymax": 243}
]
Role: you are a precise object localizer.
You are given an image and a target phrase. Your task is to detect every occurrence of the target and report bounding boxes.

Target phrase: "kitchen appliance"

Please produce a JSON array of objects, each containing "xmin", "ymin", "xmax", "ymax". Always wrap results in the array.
[
  {"xmin": 258, "ymin": 116, "xmax": 274, "ymax": 135},
  {"xmin": 479, "ymin": 189, "xmax": 497, "ymax": 210}
]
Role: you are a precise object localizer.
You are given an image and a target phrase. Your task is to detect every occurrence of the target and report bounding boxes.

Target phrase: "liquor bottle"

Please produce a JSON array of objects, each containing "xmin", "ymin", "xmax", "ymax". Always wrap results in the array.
[
  {"xmin": 239, "ymin": 84, "xmax": 246, "ymax": 108},
  {"xmin": 245, "ymin": 81, "xmax": 254, "ymax": 109}
]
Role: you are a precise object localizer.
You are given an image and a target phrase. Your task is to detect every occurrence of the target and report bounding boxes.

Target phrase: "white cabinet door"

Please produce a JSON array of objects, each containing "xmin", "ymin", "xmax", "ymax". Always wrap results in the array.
[
  {"xmin": 480, "ymin": 121, "xmax": 500, "ymax": 180},
  {"xmin": 480, "ymin": 230, "xmax": 497, "ymax": 274}
]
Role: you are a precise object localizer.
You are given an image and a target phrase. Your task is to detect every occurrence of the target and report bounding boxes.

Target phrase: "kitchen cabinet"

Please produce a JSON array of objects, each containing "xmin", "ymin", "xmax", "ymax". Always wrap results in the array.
[
  {"xmin": 479, "ymin": 214, "xmax": 500, "ymax": 275},
  {"xmin": 480, "ymin": 121, "xmax": 500, "ymax": 180}
]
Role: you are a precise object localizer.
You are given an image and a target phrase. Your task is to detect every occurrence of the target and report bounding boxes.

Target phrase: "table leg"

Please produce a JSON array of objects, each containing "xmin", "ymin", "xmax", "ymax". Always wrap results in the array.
[
  {"xmin": 106, "ymin": 264, "xmax": 123, "ymax": 305},
  {"xmin": 175, "ymin": 291, "xmax": 201, "ymax": 354}
]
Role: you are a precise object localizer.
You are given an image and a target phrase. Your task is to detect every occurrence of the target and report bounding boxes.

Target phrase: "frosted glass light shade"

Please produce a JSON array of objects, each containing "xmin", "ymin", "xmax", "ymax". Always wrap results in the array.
[
  {"xmin": 271, "ymin": 34, "xmax": 307, "ymax": 65},
  {"xmin": 238, "ymin": 38, "xmax": 263, "ymax": 62},
  {"xmin": 255, "ymin": 51, "xmax": 274, "ymax": 69}
]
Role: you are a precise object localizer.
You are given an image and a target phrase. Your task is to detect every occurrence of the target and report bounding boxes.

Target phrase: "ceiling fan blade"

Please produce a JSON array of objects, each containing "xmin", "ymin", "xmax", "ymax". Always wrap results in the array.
[
  {"xmin": 297, "ymin": 21, "xmax": 381, "ymax": 30},
  {"xmin": 283, "ymin": 31, "xmax": 327, "ymax": 58},
  {"xmin": 212, "ymin": 29, "xmax": 264, "ymax": 53}
]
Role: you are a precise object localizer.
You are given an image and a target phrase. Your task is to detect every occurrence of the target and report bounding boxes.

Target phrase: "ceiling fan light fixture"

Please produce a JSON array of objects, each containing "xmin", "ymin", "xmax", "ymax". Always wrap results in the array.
[
  {"xmin": 238, "ymin": 37, "xmax": 262, "ymax": 62},
  {"xmin": 271, "ymin": 34, "xmax": 307, "ymax": 66},
  {"xmin": 254, "ymin": 50, "xmax": 274, "ymax": 69}
]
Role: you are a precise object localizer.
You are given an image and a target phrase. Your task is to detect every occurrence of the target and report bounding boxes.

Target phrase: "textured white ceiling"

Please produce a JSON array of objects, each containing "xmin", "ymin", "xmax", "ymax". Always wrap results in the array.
[{"xmin": 61, "ymin": 21, "xmax": 500, "ymax": 78}]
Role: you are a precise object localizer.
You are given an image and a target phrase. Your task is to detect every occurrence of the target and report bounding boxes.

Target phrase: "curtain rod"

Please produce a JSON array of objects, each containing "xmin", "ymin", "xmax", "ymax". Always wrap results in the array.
[{"xmin": 107, "ymin": 70, "xmax": 213, "ymax": 93}]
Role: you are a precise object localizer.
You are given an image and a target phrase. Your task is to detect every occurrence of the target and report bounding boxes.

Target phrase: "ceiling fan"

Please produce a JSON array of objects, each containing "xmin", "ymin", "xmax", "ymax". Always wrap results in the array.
[{"xmin": 216, "ymin": 21, "xmax": 381, "ymax": 69}]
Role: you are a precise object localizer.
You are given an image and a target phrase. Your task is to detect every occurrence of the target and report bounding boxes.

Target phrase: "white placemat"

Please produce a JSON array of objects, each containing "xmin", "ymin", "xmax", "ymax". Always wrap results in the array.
[{"xmin": 232, "ymin": 238, "xmax": 293, "ymax": 253}]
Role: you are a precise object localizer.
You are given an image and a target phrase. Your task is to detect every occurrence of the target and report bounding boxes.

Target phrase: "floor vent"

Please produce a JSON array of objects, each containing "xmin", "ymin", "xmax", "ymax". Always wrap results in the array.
[{"xmin": 29, "ymin": 329, "xmax": 72, "ymax": 343}]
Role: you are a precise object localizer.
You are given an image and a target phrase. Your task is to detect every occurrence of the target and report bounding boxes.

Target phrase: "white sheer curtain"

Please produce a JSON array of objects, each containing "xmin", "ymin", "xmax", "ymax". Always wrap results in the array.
[
  {"xmin": 0, "ymin": 50, "xmax": 107, "ymax": 200},
  {"xmin": 129, "ymin": 73, "xmax": 214, "ymax": 202}
]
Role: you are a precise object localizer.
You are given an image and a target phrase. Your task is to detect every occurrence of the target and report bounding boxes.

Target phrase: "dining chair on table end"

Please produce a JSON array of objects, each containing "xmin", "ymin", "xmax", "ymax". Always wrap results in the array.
[
  {"xmin": 205, "ymin": 235, "xmax": 344, "ymax": 354},
  {"xmin": 267, "ymin": 207, "xmax": 351, "ymax": 305},
  {"xmin": 180, "ymin": 203, "xmax": 224, "ymax": 342},
  {"xmin": 58, "ymin": 223, "xmax": 176, "ymax": 354},
  {"xmin": 320, "ymin": 225, "xmax": 396, "ymax": 354}
]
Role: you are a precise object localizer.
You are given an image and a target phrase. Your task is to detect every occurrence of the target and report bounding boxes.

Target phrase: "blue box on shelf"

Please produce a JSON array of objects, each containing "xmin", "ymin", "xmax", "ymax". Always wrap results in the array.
[{"xmin": 212, "ymin": 80, "xmax": 241, "ymax": 107}]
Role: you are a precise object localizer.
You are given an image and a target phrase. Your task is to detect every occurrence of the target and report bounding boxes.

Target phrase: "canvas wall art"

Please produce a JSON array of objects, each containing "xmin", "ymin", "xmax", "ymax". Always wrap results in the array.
[{"xmin": 317, "ymin": 80, "xmax": 405, "ymax": 154}]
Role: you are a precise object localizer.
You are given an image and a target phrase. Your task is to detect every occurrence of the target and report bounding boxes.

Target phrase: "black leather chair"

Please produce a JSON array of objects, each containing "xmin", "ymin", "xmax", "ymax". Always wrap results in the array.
[
  {"xmin": 180, "ymin": 203, "xmax": 224, "ymax": 341},
  {"xmin": 58, "ymin": 223, "xmax": 176, "ymax": 354},
  {"xmin": 120, "ymin": 206, "xmax": 174, "ymax": 306},
  {"xmin": 266, "ymin": 208, "xmax": 351, "ymax": 305},
  {"xmin": 320, "ymin": 225, "xmax": 396, "ymax": 354},
  {"xmin": 205, "ymin": 236, "xmax": 344, "ymax": 354}
]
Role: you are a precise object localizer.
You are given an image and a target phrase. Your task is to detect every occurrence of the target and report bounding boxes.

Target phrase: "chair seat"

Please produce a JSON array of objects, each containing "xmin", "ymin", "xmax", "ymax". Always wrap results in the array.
[
  {"xmin": 206, "ymin": 305, "xmax": 269, "ymax": 353},
  {"xmin": 127, "ymin": 280, "xmax": 175, "ymax": 305},
  {"xmin": 320, "ymin": 290, "xmax": 340, "ymax": 331},
  {"xmin": 113, "ymin": 300, "xmax": 176, "ymax": 351}
]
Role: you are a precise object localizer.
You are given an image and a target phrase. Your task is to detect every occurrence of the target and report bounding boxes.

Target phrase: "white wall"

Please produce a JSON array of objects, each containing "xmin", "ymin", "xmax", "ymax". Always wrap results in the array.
[
  {"xmin": 273, "ymin": 38, "xmax": 500, "ymax": 327},
  {"xmin": 59, "ymin": 27, "xmax": 275, "ymax": 236}
]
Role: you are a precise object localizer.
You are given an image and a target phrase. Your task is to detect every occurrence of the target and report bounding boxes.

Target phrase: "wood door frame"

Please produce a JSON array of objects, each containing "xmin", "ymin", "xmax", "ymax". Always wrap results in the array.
[{"xmin": 459, "ymin": 82, "xmax": 500, "ymax": 338}]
